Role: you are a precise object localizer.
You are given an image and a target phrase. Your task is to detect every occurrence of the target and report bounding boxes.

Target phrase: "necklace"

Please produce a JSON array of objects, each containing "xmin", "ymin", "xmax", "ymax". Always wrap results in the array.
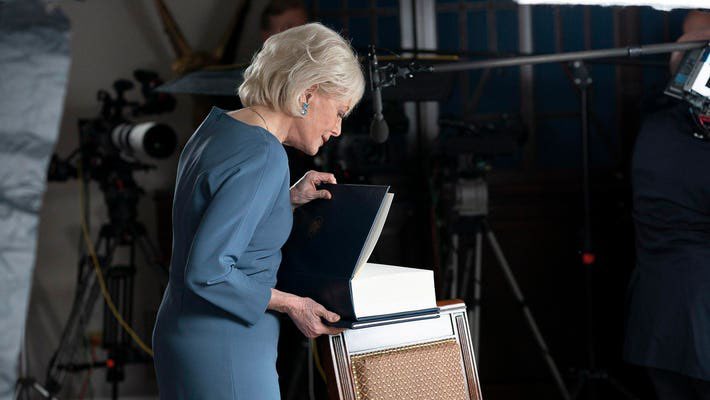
[{"xmin": 248, "ymin": 107, "xmax": 269, "ymax": 132}]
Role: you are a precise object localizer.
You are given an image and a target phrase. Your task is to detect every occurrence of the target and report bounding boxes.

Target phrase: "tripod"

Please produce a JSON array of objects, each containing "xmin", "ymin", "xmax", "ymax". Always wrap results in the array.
[
  {"xmin": 43, "ymin": 195, "xmax": 165, "ymax": 399},
  {"xmin": 444, "ymin": 178, "xmax": 571, "ymax": 400},
  {"xmin": 45, "ymin": 218, "xmax": 163, "ymax": 399}
]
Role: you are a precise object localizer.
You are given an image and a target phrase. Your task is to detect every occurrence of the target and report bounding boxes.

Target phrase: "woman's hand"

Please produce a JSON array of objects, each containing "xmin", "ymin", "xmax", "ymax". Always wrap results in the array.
[
  {"xmin": 290, "ymin": 170, "xmax": 337, "ymax": 208},
  {"xmin": 288, "ymin": 296, "xmax": 344, "ymax": 338},
  {"xmin": 268, "ymin": 289, "xmax": 345, "ymax": 338}
]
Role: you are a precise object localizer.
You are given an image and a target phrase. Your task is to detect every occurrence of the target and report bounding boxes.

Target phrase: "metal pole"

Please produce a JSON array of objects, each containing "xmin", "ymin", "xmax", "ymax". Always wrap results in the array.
[
  {"xmin": 575, "ymin": 61, "xmax": 596, "ymax": 373},
  {"xmin": 432, "ymin": 40, "xmax": 707, "ymax": 72},
  {"xmin": 518, "ymin": 4, "xmax": 536, "ymax": 167}
]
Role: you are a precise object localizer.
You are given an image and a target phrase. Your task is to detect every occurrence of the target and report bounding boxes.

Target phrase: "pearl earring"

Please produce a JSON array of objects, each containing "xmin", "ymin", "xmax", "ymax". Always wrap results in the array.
[{"xmin": 300, "ymin": 102, "xmax": 309, "ymax": 116}]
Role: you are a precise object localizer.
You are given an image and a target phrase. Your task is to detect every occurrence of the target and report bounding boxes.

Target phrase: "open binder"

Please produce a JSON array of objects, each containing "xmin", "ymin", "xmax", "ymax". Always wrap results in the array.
[{"xmin": 277, "ymin": 184, "xmax": 438, "ymax": 328}]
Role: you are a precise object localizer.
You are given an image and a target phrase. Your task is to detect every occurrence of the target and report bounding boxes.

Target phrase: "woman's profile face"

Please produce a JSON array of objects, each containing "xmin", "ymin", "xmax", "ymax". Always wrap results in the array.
[{"xmin": 289, "ymin": 91, "xmax": 350, "ymax": 156}]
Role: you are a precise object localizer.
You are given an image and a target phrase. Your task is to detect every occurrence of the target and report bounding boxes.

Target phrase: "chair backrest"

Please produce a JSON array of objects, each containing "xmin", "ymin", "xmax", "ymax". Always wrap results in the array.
[{"xmin": 318, "ymin": 300, "xmax": 483, "ymax": 400}]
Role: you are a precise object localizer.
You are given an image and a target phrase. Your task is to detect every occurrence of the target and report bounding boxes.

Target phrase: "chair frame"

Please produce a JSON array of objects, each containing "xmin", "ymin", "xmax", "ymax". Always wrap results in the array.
[{"xmin": 317, "ymin": 299, "xmax": 483, "ymax": 400}]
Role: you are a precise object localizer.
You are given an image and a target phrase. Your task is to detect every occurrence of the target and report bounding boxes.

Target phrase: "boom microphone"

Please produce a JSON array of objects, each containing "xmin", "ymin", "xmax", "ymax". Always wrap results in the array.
[{"xmin": 368, "ymin": 45, "xmax": 389, "ymax": 143}]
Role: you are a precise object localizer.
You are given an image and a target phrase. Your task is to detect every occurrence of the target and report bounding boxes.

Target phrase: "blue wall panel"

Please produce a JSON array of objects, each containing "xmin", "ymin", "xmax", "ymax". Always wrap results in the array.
[
  {"xmin": 438, "ymin": 11, "xmax": 460, "ymax": 50},
  {"xmin": 312, "ymin": 2, "xmax": 690, "ymax": 169},
  {"xmin": 378, "ymin": 15, "xmax": 401, "ymax": 49},
  {"xmin": 467, "ymin": 10, "xmax": 489, "ymax": 51},
  {"xmin": 349, "ymin": 16, "xmax": 372, "ymax": 48}
]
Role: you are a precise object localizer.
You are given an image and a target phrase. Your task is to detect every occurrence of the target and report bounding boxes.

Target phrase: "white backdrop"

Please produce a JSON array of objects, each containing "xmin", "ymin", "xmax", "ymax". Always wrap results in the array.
[{"xmin": 516, "ymin": 0, "xmax": 708, "ymax": 11}]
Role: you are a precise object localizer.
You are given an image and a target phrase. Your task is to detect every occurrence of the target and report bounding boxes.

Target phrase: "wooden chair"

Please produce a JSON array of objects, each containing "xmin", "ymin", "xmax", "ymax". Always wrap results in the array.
[{"xmin": 317, "ymin": 300, "xmax": 483, "ymax": 400}]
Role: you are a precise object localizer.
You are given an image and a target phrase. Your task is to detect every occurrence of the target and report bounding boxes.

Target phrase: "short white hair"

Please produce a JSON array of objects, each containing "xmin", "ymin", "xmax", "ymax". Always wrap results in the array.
[{"xmin": 238, "ymin": 23, "xmax": 365, "ymax": 117}]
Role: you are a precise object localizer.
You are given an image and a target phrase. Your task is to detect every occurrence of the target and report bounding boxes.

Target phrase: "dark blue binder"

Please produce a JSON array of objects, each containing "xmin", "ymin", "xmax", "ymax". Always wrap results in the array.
[{"xmin": 277, "ymin": 184, "xmax": 390, "ymax": 323}]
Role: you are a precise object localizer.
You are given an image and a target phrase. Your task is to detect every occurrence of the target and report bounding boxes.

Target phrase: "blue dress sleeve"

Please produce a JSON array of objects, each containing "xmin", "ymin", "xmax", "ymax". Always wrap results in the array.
[{"xmin": 183, "ymin": 143, "xmax": 285, "ymax": 325}]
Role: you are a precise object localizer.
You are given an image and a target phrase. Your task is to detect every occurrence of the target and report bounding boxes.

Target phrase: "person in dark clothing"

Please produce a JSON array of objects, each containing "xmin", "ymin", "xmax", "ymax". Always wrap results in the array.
[
  {"xmin": 624, "ymin": 11, "xmax": 710, "ymax": 399},
  {"xmin": 625, "ymin": 102, "xmax": 710, "ymax": 399}
]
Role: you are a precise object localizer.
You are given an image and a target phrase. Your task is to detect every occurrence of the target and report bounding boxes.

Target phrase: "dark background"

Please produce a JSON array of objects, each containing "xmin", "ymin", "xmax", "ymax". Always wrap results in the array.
[{"xmin": 269, "ymin": 2, "xmax": 689, "ymax": 399}]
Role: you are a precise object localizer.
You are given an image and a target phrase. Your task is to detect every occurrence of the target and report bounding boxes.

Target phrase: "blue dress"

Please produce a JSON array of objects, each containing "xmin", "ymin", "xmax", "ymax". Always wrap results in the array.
[{"xmin": 153, "ymin": 107, "xmax": 293, "ymax": 399}]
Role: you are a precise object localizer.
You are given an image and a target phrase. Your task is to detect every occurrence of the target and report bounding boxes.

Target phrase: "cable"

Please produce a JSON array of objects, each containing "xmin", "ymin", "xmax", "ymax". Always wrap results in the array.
[
  {"xmin": 77, "ymin": 163, "xmax": 154, "ymax": 357},
  {"xmin": 310, "ymin": 339, "xmax": 327, "ymax": 382}
]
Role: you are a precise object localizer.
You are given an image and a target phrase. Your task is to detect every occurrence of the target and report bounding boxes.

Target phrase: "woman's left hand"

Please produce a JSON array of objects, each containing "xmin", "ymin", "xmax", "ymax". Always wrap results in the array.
[{"xmin": 290, "ymin": 170, "xmax": 337, "ymax": 207}]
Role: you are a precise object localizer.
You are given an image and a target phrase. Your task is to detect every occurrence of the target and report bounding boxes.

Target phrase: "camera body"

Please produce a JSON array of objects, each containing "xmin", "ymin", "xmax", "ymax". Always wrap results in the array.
[
  {"xmin": 48, "ymin": 71, "xmax": 178, "ymax": 225},
  {"xmin": 665, "ymin": 44, "xmax": 710, "ymax": 116}
]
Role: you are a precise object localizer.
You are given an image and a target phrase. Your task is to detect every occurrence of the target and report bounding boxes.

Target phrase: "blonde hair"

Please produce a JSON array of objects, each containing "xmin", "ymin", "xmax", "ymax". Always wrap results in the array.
[{"xmin": 238, "ymin": 23, "xmax": 365, "ymax": 117}]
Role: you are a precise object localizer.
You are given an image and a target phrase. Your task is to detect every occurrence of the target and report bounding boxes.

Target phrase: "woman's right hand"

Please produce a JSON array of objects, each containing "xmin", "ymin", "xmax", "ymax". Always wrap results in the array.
[{"xmin": 287, "ymin": 296, "xmax": 345, "ymax": 338}]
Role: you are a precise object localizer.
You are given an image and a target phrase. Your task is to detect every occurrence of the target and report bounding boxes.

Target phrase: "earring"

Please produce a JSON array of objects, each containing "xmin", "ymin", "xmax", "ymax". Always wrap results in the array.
[{"xmin": 300, "ymin": 102, "xmax": 309, "ymax": 116}]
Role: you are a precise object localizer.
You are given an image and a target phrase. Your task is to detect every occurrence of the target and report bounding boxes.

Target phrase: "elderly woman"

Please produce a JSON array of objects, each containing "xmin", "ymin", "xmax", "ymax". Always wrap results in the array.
[{"xmin": 152, "ymin": 23, "xmax": 364, "ymax": 399}]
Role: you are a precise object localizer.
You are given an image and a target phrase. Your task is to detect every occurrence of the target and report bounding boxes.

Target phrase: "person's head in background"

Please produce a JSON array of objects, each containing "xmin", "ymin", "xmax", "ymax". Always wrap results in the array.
[
  {"xmin": 260, "ymin": 0, "xmax": 308, "ymax": 42},
  {"xmin": 683, "ymin": 10, "xmax": 710, "ymax": 33},
  {"xmin": 669, "ymin": 10, "xmax": 710, "ymax": 75}
]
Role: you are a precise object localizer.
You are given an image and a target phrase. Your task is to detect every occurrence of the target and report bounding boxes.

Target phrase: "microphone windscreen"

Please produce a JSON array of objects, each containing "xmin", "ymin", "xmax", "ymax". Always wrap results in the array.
[{"xmin": 370, "ymin": 117, "xmax": 389, "ymax": 143}]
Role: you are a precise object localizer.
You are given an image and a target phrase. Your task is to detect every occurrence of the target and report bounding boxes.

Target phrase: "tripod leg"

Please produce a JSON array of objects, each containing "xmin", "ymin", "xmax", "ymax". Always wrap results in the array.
[
  {"xmin": 460, "ymin": 230, "xmax": 483, "ymax": 356},
  {"xmin": 447, "ymin": 234, "xmax": 460, "ymax": 298},
  {"xmin": 46, "ymin": 268, "xmax": 102, "ymax": 392},
  {"xmin": 449, "ymin": 234, "xmax": 459, "ymax": 299},
  {"xmin": 133, "ymin": 226, "xmax": 168, "ymax": 276},
  {"xmin": 470, "ymin": 231, "xmax": 483, "ymax": 356},
  {"xmin": 461, "ymin": 246, "xmax": 474, "ymax": 350},
  {"xmin": 15, "ymin": 305, "xmax": 57, "ymax": 400},
  {"xmin": 45, "ymin": 233, "xmax": 115, "ymax": 394},
  {"xmin": 14, "ymin": 378, "xmax": 55, "ymax": 400},
  {"xmin": 485, "ymin": 224, "xmax": 571, "ymax": 400},
  {"xmin": 460, "ymin": 248, "xmax": 474, "ymax": 300},
  {"xmin": 605, "ymin": 374, "xmax": 639, "ymax": 400}
]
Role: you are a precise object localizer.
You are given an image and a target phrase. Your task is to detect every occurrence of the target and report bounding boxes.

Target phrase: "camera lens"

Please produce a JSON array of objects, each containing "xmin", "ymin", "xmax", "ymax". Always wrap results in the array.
[{"xmin": 112, "ymin": 122, "xmax": 177, "ymax": 159}]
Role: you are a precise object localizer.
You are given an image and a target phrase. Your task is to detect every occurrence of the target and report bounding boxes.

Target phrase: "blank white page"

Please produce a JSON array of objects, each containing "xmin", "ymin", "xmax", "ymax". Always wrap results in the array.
[{"xmin": 352, "ymin": 193, "xmax": 393, "ymax": 278}]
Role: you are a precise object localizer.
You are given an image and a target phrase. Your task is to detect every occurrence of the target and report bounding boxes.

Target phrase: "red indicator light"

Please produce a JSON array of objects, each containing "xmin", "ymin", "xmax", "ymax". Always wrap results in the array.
[{"xmin": 582, "ymin": 252, "xmax": 596, "ymax": 265}]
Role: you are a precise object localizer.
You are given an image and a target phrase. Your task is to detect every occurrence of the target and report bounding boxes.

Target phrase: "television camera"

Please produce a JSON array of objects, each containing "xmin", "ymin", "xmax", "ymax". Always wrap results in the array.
[{"xmin": 44, "ymin": 70, "xmax": 176, "ymax": 399}]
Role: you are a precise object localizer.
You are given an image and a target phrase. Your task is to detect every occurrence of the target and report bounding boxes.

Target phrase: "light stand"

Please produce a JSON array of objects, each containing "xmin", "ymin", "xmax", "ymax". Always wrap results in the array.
[{"xmin": 567, "ymin": 60, "xmax": 638, "ymax": 400}]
